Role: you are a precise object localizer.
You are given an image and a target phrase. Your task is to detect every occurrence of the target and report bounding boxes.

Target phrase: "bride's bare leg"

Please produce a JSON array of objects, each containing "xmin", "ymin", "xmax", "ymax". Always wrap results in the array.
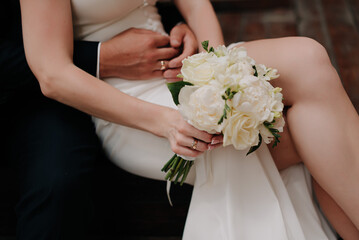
[
  {"xmin": 239, "ymin": 37, "xmax": 359, "ymax": 229},
  {"xmin": 270, "ymin": 121, "xmax": 359, "ymax": 238},
  {"xmin": 313, "ymin": 179, "xmax": 359, "ymax": 239},
  {"xmin": 269, "ymin": 120, "xmax": 301, "ymax": 170}
]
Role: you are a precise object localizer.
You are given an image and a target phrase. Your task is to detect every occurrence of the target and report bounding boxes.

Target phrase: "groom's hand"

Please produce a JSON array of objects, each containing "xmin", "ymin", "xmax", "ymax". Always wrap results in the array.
[
  {"xmin": 164, "ymin": 23, "xmax": 198, "ymax": 82},
  {"xmin": 99, "ymin": 28, "xmax": 180, "ymax": 79}
]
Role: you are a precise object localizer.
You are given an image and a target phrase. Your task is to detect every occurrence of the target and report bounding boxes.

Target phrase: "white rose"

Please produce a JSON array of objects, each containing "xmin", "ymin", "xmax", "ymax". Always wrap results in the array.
[
  {"xmin": 181, "ymin": 52, "xmax": 216, "ymax": 86},
  {"xmin": 178, "ymin": 85, "xmax": 225, "ymax": 133},
  {"xmin": 222, "ymin": 112, "xmax": 260, "ymax": 150}
]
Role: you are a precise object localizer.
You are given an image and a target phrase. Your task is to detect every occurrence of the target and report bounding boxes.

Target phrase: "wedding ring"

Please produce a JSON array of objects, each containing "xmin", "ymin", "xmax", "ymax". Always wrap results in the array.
[
  {"xmin": 160, "ymin": 60, "xmax": 166, "ymax": 71},
  {"xmin": 191, "ymin": 139, "xmax": 198, "ymax": 150}
]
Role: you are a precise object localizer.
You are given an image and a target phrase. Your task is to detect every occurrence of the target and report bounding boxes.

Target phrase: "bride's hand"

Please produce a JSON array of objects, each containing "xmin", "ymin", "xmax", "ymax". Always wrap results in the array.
[
  {"xmin": 163, "ymin": 23, "xmax": 198, "ymax": 82},
  {"xmin": 162, "ymin": 108, "xmax": 220, "ymax": 157}
]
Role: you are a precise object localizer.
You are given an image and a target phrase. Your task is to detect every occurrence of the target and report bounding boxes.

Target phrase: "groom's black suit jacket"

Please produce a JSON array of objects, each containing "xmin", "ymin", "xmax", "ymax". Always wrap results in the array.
[
  {"xmin": 0, "ymin": 1, "xmax": 99, "ymax": 105},
  {"xmin": 0, "ymin": 3, "xmax": 104, "ymax": 238}
]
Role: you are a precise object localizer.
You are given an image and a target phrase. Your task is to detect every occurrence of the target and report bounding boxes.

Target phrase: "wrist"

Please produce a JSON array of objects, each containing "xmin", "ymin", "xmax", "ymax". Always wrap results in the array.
[
  {"xmin": 98, "ymin": 41, "xmax": 112, "ymax": 78},
  {"xmin": 150, "ymin": 106, "xmax": 178, "ymax": 139}
]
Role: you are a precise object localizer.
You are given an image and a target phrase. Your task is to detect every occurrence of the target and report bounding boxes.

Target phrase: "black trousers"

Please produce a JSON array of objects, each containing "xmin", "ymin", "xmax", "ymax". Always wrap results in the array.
[{"xmin": 2, "ymin": 92, "xmax": 101, "ymax": 240}]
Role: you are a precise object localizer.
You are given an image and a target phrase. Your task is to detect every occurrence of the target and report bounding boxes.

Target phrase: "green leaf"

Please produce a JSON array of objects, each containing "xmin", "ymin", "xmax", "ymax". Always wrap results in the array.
[
  {"xmin": 218, "ymin": 115, "xmax": 224, "ymax": 125},
  {"xmin": 247, "ymin": 134, "xmax": 262, "ymax": 155},
  {"xmin": 217, "ymin": 100, "xmax": 232, "ymax": 124},
  {"xmin": 272, "ymin": 135, "xmax": 281, "ymax": 148},
  {"xmin": 225, "ymin": 87, "xmax": 231, "ymax": 96},
  {"xmin": 202, "ymin": 40, "xmax": 209, "ymax": 52},
  {"xmin": 263, "ymin": 120, "xmax": 281, "ymax": 148},
  {"xmin": 228, "ymin": 91, "xmax": 237, "ymax": 100},
  {"xmin": 167, "ymin": 81, "xmax": 193, "ymax": 105},
  {"xmin": 209, "ymin": 46, "xmax": 215, "ymax": 53},
  {"xmin": 224, "ymin": 103, "xmax": 231, "ymax": 112},
  {"xmin": 253, "ymin": 65, "xmax": 258, "ymax": 77}
]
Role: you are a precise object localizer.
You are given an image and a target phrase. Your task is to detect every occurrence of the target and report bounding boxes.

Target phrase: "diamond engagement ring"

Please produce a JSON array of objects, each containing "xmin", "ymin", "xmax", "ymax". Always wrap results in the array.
[{"xmin": 191, "ymin": 139, "xmax": 198, "ymax": 150}]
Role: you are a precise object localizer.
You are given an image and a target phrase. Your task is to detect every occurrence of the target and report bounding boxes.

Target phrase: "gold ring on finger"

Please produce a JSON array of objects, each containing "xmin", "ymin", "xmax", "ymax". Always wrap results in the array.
[
  {"xmin": 160, "ymin": 60, "xmax": 166, "ymax": 71},
  {"xmin": 191, "ymin": 139, "xmax": 198, "ymax": 150}
]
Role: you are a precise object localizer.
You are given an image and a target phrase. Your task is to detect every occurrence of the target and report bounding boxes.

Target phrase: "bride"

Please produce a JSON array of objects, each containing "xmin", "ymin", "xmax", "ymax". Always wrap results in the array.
[{"xmin": 20, "ymin": 0, "xmax": 359, "ymax": 239}]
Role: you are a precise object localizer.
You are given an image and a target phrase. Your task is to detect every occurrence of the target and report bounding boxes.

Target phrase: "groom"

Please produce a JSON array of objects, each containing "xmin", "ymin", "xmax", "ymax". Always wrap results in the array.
[{"xmin": 0, "ymin": 1, "xmax": 196, "ymax": 239}]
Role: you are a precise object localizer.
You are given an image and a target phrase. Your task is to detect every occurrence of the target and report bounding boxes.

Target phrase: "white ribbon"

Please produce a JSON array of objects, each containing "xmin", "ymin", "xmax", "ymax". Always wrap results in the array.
[
  {"xmin": 166, "ymin": 152, "xmax": 213, "ymax": 206},
  {"xmin": 194, "ymin": 152, "xmax": 213, "ymax": 187}
]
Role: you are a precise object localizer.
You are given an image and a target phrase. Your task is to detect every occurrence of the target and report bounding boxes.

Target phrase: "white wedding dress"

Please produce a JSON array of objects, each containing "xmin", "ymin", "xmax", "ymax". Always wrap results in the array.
[{"xmin": 72, "ymin": 0, "xmax": 337, "ymax": 239}]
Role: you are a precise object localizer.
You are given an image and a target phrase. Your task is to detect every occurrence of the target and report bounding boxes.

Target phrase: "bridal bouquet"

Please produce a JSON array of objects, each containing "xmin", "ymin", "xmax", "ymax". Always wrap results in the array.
[{"xmin": 161, "ymin": 41, "xmax": 285, "ymax": 185}]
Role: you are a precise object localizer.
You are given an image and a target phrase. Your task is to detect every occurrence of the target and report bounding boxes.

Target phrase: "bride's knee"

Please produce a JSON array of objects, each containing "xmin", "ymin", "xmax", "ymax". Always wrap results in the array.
[
  {"xmin": 292, "ymin": 37, "xmax": 330, "ymax": 65},
  {"xmin": 284, "ymin": 37, "xmax": 341, "ymax": 95},
  {"xmin": 291, "ymin": 37, "xmax": 336, "ymax": 76}
]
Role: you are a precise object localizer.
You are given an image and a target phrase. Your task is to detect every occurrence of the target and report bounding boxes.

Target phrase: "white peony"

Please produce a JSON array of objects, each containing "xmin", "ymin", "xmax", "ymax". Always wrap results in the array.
[
  {"xmin": 232, "ymin": 77, "xmax": 271, "ymax": 122},
  {"xmin": 178, "ymin": 85, "xmax": 225, "ymax": 134}
]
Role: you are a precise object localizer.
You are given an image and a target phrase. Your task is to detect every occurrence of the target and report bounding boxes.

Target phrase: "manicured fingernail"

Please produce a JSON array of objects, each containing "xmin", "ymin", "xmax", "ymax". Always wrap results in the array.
[{"xmin": 211, "ymin": 139, "xmax": 219, "ymax": 145}]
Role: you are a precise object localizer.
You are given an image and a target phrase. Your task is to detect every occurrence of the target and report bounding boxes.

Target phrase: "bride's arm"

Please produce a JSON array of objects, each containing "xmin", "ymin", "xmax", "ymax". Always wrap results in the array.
[
  {"xmin": 173, "ymin": 0, "xmax": 225, "ymax": 49},
  {"xmin": 19, "ymin": 0, "xmax": 213, "ymax": 157}
]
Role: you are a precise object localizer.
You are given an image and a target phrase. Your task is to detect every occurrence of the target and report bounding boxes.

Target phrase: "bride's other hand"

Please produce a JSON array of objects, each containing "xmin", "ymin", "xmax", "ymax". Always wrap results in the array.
[
  {"xmin": 164, "ymin": 23, "xmax": 198, "ymax": 82},
  {"xmin": 99, "ymin": 28, "xmax": 180, "ymax": 79},
  {"xmin": 162, "ymin": 108, "xmax": 213, "ymax": 157}
]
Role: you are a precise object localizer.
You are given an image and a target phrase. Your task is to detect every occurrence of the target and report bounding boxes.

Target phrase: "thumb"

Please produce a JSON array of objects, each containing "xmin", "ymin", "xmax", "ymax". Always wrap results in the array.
[{"xmin": 169, "ymin": 25, "xmax": 185, "ymax": 48}]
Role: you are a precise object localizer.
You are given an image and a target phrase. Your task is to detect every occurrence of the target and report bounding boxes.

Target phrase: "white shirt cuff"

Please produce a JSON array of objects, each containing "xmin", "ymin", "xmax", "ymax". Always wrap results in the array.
[{"xmin": 96, "ymin": 42, "xmax": 102, "ymax": 78}]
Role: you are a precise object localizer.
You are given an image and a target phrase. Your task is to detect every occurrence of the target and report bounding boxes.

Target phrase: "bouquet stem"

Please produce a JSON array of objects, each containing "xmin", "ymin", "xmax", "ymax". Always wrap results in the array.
[{"xmin": 161, "ymin": 154, "xmax": 194, "ymax": 186}]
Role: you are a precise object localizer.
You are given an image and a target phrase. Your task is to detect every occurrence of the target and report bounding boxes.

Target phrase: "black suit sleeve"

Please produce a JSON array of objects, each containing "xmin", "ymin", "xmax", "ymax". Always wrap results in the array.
[
  {"xmin": 0, "ymin": 38, "xmax": 99, "ymax": 105},
  {"xmin": 0, "ymin": 1, "xmax": 99, "ymax": 105},
  {"xmin": 73, "ymin": 40, "xmax": 99, "ymax": 77}
]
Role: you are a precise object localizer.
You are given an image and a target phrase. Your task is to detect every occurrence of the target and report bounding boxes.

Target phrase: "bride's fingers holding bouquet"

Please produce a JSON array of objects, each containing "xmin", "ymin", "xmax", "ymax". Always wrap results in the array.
[
  {"xmin": 208, "ymin": 134, "xmax": 224, "ymax": 150},
  {"xmin": 184, "ymin": 137, "xmax": 208, "ymax": 152},
  {"xmin": 167, "ymin": 125, "xmax": 214, "ymax": 157},
  {"xmin": 163, "ymin": 109, "xmax": 213, "ymax": 157}
]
